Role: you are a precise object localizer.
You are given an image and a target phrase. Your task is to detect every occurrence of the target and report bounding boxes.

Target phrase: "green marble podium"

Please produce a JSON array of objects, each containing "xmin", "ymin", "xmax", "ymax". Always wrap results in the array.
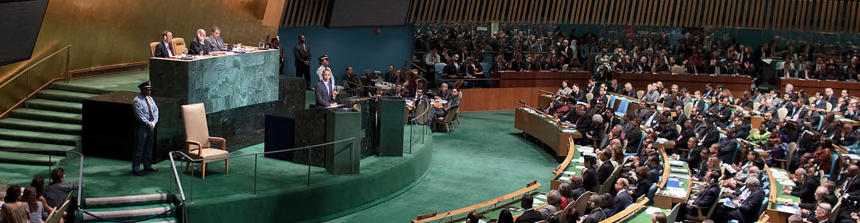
[
  {"xmin": 325, "ymin": 108, "xmax": 362, "ymax": 175},
  {"xmin": 149, "ymin": 50, "xmax": 280, "ymax": 114},
  {"xmin": 378, "ymin": 98, "xmax": 405, "ymax": 156}
]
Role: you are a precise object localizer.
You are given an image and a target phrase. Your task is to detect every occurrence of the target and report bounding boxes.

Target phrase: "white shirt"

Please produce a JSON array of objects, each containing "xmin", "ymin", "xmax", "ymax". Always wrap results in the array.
[{"xmin": 164, "ymin": 41, "xmax": 173, "ymax": 57}]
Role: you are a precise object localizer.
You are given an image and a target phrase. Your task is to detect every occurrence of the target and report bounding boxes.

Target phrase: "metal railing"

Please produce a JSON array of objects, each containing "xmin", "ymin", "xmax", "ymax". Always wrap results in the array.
[
  {"xmin": 0, "ymin": 45, "xmax": 72, "ymax": 118},
  {"xmin": 167, "ymin": 137, "xmax": 358, "ymax": 203},
  {"xmin": 0, "ymin": 148, "xmax": 84, "ymax": 209},
  {"xmin": 408, "ymin": 98, "xmax": 434, "ymax": 154}
]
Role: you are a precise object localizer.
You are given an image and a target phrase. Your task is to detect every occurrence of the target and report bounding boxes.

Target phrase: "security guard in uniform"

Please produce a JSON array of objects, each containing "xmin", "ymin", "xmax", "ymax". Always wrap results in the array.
[
  {"xmin": 132, "ymin": 81, "xmax": 159, "ymax": 176},
  {"xmin": 316, "ymin": 55, "xmax": 333, "ymax": 86}
]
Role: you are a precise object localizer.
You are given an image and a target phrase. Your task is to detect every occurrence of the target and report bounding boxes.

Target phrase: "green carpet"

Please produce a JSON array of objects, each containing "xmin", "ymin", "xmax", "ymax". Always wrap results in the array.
[{"xmin": 324, "ymin": 110, "xmax": 559, "ymax": 223}]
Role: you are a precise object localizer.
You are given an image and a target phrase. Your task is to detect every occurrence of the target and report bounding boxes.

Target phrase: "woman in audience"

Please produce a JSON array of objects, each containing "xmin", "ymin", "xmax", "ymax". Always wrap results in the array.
[
  {"xmin": 813, "ymin": 138, "xmax": 834, "ymax": 174},
  {"xmin": 21, "ymin": 187, "xmax": 43, "ymax": 223},
  {"xmin": 737, "ymin": 91, "xmax": 754, "ymax": 109},
  {"xmin": 763, "ymin": 137, "xmax": 788, "ymax": 167},
  {"xmin": 497, "ymin": 209, "xmax": 513, "ymax": 223},
  {"xmin": 1, "ymin": 185, "xmax": 30, "ymax": 223},
  {"xmin": 28, "ymin": 177, "xmax": 53, "ymax": 219},
  {"xmin": 695, "ymin": 156, "xmax": 721, "ymax": 181},
  {"xmin": 540, "ymin": 190, "xmax": 562, "ymax": 219},
  {"xmin": 556, "ymin": 80, "xmax": 572, "ymax": 96},
  {"xmin": 558, "ymin": 183, "xmax": 573, "ymax": 210},
  {"xmin": 581, "ymin": 155, "xmax": 600, "ymax": 192},
  {"xmin": 631, "ymin": 166, "xmax": 653, "ymax": 200}
]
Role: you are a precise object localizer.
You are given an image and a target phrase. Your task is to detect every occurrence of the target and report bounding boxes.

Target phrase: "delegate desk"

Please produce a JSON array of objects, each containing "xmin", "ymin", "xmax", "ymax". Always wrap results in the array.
[
  {"xmin": 614, "ymin": 72, "xmax": 753, "ymax": 98},
  {"xmin": 514, "ymin": 107, "xmax": 582, "ymax": 157},
  {"xmin": 777, "ymin": 78, "xmax": 860, "ymax": 98},
  {"xmin": 411, "ymin": 182, "xmax": 547, "ymax": 223},
  {"xmin": 653, "ymin": 158, "xmax": 692, "ymax": 209},
  {"xmin": 765, "ymin": 165, "xmax": 801, "ymax": 223}
]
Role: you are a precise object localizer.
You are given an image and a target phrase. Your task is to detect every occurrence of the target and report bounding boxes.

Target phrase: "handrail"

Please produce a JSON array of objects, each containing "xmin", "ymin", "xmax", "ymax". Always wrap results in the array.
[
  {"xmin": 404, "ymin": 59, "xmax": 428, "ymax": 73},
  {"xmin": 412, "ymin": 182, "xmax": 541, "ymax": 223},
  {"xmin": 168, "ymin": 137, "xmax": 357, "ymax": 203},
  {"xmin": 0, "ymin": 148, "xmax": 84, "ymax": 209},
  {"xmin": 0, "ymin": 45, "xmax": 72, "ymax": 89},
  {"xmin": 0, "ymin": 45, "xmax": 72, "ymax": 118}
]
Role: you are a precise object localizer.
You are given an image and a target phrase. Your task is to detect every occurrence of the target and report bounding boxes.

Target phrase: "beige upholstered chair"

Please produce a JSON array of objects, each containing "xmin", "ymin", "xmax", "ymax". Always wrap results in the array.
[
  {"xmin": 181, "ymin": 103, "xmax": 229, "ymax": 179},
  {"xmin": 149, "ymin": 42, "xmax": 159, "ymax": 57},
  {"xmin": 172, "ymin": 38, "xmax": 187, "ymax": 55}
]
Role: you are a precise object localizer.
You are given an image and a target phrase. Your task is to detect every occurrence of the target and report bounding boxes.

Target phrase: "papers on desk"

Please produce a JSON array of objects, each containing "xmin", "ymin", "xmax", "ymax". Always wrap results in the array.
[
  {"xmin": 776, "ymin": 204, "xmax": 800, "ymax": 214},
  {"xmin": 670, "ymin": 173, "xmax": 687, "ymax": 179},
  {"xmin": 666, "ymin": 179, "xmax": 684, "ymax": 188},
  {"xmin": 669, "ymin": 160, "xmax": 686, "ymax": 167},
  {"xmin": 656, "ymin": 138, "xmax": 669, "ymax": 144},
  {"xmin": 670, "ymin": 168, "xmax": 689, "ymax": 173},
  {"xmin": 557, "ymin": 171, "xmax": 577, "ymax": 182},
  {"xmin": 574, "ymin": 166, "xmax": 585, "ymax": 171},
  {"xmin": 536, "ymin": 194, "xmax": 548, "ymax": 200},
  {"xmin": 658, "ymin": 187, "xmax": 687, "ymax": 198},
  {"xmin": 578, "ymin": 146, "xmax": 594, "ymax": 156},
  {"xmin": 532, "ymin": 198, "xmax": 545, "ymax": 207},
  {"xmin": 645, "ymin": 207, "xmax": 666, "ymax": 215},
  {"xmin": 572, "ymin": 158, "xmax": 584, "ymax": 163},
  {"xmin": 722, "ymin": 164, "xmax": 739, "ymax": 174},
  {"xmin": 779, "ymin": 179, "xmax": 796, "ymax": 187},
  {"xmin": 562, "ymin": 128, "xmax": 578, "ymax": 133},
  {"xmin": 524, "ymin": 108, "xmax": 537, "ymax": 114},
  {"xmin": 777, "ymin": 197, "xmax": 794, "ymax": 203}
]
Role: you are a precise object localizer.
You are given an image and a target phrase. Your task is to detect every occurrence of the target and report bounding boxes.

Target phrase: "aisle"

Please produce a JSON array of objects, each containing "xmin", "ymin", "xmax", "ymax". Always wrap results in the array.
[{"xmin": 325, "ymin": 110, "xmax": 559, "ymax": 223}]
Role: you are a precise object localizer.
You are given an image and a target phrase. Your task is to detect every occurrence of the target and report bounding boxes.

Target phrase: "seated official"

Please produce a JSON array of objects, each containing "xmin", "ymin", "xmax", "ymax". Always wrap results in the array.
[
  {"xmin": 434, "ymin": 89, "xmax": 460, "ymax": 118},
  {"xmin": 206, "ymin": 27, "xmax": 227, "ymax": 52},
  {"xmin": 674, "ymin": 120, "xmax": 697, "ymax": 151},
  {"xmin": 685, "ymin": 169, "xmax": 721, "ymax": 218},
  {"xmin": 654, "ymin": 119, "xmax": 678, "ymax": 141},
  {"xmin": 719, "ymin": 177, "xmax": 765, "ymax": 223},
  {"xmin": 188, "ymin": 29, "xmax": 209, "ymax": 55},
  {"xmin": 609, "ymin": 178, "xmax": 633, "ymax": 217},
  {"xmin": 596, "ymin": 150, "xmax": 615, "ymax": 185},
  {"xmin": 558, "ymin": 183, "xmax": 573, "ymax": 210},
  {"xmin": 154, "ymin": 30, "xmax": 174, "ymax": 58},
  {"xmin": 314, "ymin": 70, "xmax": 337, "ymax": 108},
  {"xmin": 514, "ymin": 194, "xmax": 542, "ymax": 223},
  {"xmin": 342, "ymin": 66, "xmax": 361, "ymax": 96},
  {"xmin": 623, "ymin": 118, "xmax": 643, "ymax": 153},
  {"xmin": 694, "ymin": 154, "xmax": 719, "ymax": 181},
  {"xmin": 556, "ymin": 80, "xmax": 572, "ymax": 96},
  {"xmin": 582, "ymin": 114, "xmax": 604, "ymax": 146},
  {"xmin": 784, "ymin": 168, "xmax": 820, "ymax": 204},
  {"xmin": 646, "ymin": 154, "xmax": 662, "ymax": 183},
  {"xmin": 788, "ymin": 187, "xmax": 829, "ymax": 222},
  {"xmin": 581, "ymin": 155, "xmax": 600, "ymax": 192},
  {"xmin": 631, "ymin": 166, "xmax": 653, "ymax": 200},
  {"xmin": 677, "ymin": 137, "xmax": 707, "ymax": 168},
  {"xmin": 582, "ymin": 194, "xmax": 607, "ymax": 223},
  {"xmin": 568, "ymin": 176, "xmax": 587, "ymax": 200},
  {"xmin": 435, "ymin": 83, "xmax": 453, "ymax": 101},
  {"xmin": 539, "ymin": 190, "xmax": 562, "ymax": 219}
]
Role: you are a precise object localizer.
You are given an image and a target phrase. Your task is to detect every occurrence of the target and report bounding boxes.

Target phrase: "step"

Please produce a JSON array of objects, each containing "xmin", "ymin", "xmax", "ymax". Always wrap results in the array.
[
  {"xmin": 0, "ymin": 139, "xmax": 77, "ymax": 156},
  {"xmin": 9, "ymin": 109, "xmax": 82, "ymax": 124},
  {"xmin": 0, "ymin": 118, "xmax": 82, "ymax": 135},
  {"xmin": 0, "ymin": 151, "xmax": 62, "ymax": 165},
  {"xmin": 85, "ymin": 193, "xmax": 168, "ymax": 208},
  {"xmin": 51, "ymin": 82, "xmax": 113, "ymax": 95},
  {"xmin": 0, "ymin": 128, "xmax": 81, "ymax": 147},
  {"xmin": 87, "ymin": 217, "xmax": 175, "ymax": 223},
  {"xmin": 81, "ymin": 203, "xmax": 174, "ymax": 222},
  {"xmin": 35, "ymin": 89, "xmax": 98, "ymax": 103},
  {"xmin": 26, "ymin": 99, "xmax": 83, "ymax": 113}
]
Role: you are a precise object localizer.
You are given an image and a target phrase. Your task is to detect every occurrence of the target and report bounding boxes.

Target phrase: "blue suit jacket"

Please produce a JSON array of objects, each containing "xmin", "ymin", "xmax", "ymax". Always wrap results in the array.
[
  {"xmin": 612, "ymin": 190, "xmax": 633, "ymax": 216},
  {"xmin": 734, "ymin": 188, "xmax": 765, "ymax": 223},
  {"xmin": 718, "ymin": 138, "xmax": 738, "ymax": 164},
  {"xmin": 315, "ymin": 80, "xmax": 333, "ymax": 108},
  {"xmin": 688, "ymin": 184, "xmax": 720, "ymax": 215}
]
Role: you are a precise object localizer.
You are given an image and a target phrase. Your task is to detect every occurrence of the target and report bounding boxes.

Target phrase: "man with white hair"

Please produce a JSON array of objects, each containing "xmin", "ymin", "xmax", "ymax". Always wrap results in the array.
[
  {"xmin": 642, "ymin": 84, "xmax": 660, "ymax": 103},
  {"xmin": 794, "ymin": 187, "xmax": 830, "ymax": 221},
  {"xmin": 813, "ymin": 203, "xmax": 832, "ymax": 223},
  {"xmin": 785, "ymin": 84, "xmax": 798, "ymax": 101},
  {"xmin": 623, "ymin": 82, "xmax": 637, "ymax": 98},
  {"xmin": 784, "ymin": 168, "xmax": 819, "ymax": 204},
  {"xmin": 825, "ymin": 88, "xmax": 838, "ymax": 107},
  {"xmin": 722, "ymin": 177, "xmax": 765, "ymax": 223}
]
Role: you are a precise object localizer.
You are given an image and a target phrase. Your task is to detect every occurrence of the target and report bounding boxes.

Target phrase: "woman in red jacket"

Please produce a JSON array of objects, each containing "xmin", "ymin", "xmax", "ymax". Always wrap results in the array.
[{"xmin": 813, "ymin": 138, "xmax": 834, "ymax": 174}]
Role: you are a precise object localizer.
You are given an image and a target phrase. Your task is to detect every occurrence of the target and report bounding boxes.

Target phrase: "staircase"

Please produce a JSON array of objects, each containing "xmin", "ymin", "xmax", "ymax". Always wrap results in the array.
[
  {"xmin": 80, "ymin": 193, "xmax": 180, "ymax": 223},
  {"xmin": 0, "ymin": 82, "xmax": 108, "ymax": 165}
]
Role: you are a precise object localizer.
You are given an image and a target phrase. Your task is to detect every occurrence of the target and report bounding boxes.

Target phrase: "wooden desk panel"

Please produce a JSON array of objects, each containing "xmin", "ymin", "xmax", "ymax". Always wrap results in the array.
[
  {"xmin": 498, "ymin": 71, "xmax": 592, "ymax": 88},
  {"xmin": 777, "ymin": 78, "xmax": 860, "ymax": 97},
  {"xmin": 514, "ymin": 108, "xmax": 581, "ymax": 156},
  {"xmin": 459, "ymin": 87, "xmax": 556, "ymax": 112}
]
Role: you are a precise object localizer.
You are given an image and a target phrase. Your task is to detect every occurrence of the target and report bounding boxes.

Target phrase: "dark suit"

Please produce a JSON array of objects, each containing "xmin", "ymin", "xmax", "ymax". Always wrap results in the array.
[
  {"xmin": 686, "ymin": 184, "xmax": 720, "ymax": 216},
  {"xmin": 293, "ymin": 42, "xmax": 312, "ymax": 85},
  {"xmin": 188, "ymin": 38, "xmax": 208, "ymax": 55},
  {"xmin": 582, "ymin": 208, "xmax": 606, "ymax": 223},
  {"xmin": 154, "ymin": 41, "xmax": 173, "ymax": 58},
  {"xmin": 681, "ymin": 145, "xmax": 707, "ymax": 168},
  {"xmin": 571, "ymin": 187, "xmax": 587, "ymax": 201},
  {"xmin": 699, "ymin": 128, "xmax": 720, "ymax": 147},
  {"xmin": 314, "ymin": 80, "xmax": 334, "ymax": 108},
  {"xmin": 791, "ymin": 177, "xmax": 820, "ymax": 204},
  {"xmin": 612, "ymin": 190, "xmax": 633, "ymax": 217},
  {"xmin": 514, "ymin": 209, "xmax": 543, "ymax": 223},
  {"xmin": 597, "ymin": 161, "xmax": 615, "ymax": 184},
  {"xmin": 657, "ymin": 124, "xmax": 679, "ymax": 140},
  {"xmin": 726, "ymin": 188, "xmax": 765, "ymax": 223},
  {"xmin": 205, "ymin": 36, "xmax": 227, "ymax": 52},
  {"xmin": 583, "ymin": 167, "xmax": 600, "ymax": 192},
  {"xmin": 624, "ymin": 129, "xmax": 642, "ymax": 153},
  {"xmin": 572, "ymin": 89, "xmax": 586, "ymax": 102},
  {"xmin": 835, "ymin": 131, "xmax": 860, "ymax": 147},
  {"xmin": 632, "ymin": 178, "xmax": 653, "ymax": 200},
  {"xmin": 718, "ymin": 138, "xmax": 738, "ymax": 164}
]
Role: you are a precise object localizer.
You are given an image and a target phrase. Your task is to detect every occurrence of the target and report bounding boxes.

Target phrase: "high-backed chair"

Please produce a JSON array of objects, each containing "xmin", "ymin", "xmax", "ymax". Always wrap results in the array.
[
  {"xmin": 753, "ymin": 102, "xmax": 761, "ymax": 112},
  {"xmin": 685, "ymin": 189, "xmax": 723, "ymax": 222},
  {"xmin": 436, "ymin": 107, "xmax": 459, "ymax": 132},
  {"xmin": 149, "ymin": 42, "xmax": 159, "ymax": 57},
  {"xmin": 571, "ymin": 191, "xmax": 594, "ymax": 219},
  {"xmin": 683, "ymin": 102, "xmax": 693, "ymax": 118},
  {"xmin": 181, "ymin": 103, "xmax": 229, "ymax": 179},
  {"xmin": 666, "ymin": 203, "xmax": 682, "ymax": 223},
  {"xmin": 637, "ymin": 90, "xmax": 645, "ymax": 99},
  {"xmin": 670, "ymin": 66, "xmax": 686, "ymax": 75},
  {"xmin": 172, "ymin": 38, "xmax": 187, "ymax": 55},
  {"xmin": 774, "ymin": 142, "xmax": 796, "ymax": 169},
  {"xmin": 615, "ymin": 98, "xmax": 630, "ymax": 116},
  {"xmin": 585, "ymin": 93, "xmax": 593, "ymax": 103},
  {"xmin": 777, "ymin": 108, "xmax": 788, "ymax": 120}
]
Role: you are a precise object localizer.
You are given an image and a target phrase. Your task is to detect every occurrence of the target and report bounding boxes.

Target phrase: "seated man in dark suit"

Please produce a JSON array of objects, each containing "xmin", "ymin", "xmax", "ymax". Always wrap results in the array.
[
  {"xmin": 154, "ymin": 30, "xmax": 174, "ymax": 58},
  {"xmin": 188, "ymin": 29, "xmax": 209, "ymax": 55},
  {"xmin": 434, "ymin": 89, "xmax": 460, "ymax": 118},
  {"xmin": 514, "ymin": 193, "xmax": 542, "ymax": 223},
  {"xmin": 623, "ymin": 118, "xmax": 644, "ymax": 153},
  {"xmin": 795, "ymin": 187, "xmax": 830, "ymax": 222},
  {"xmin": 646, "ymin": 154, "xmax": 663, "ymax": 183},
  {"xmin": 205, "ymin": 27, "xmax": 228, "ymax": 52},
  {"xmin": 314, "ymin": 70, "xmax": 337, "ymax": 108},
  {"xmin": 722, "ymin": 177, "xmax": 765, "ymax": 223},
  {"xmin": 685, "ymin": 169, "xmax": 721, "ymax": 218},
  {"xmin": 569, "ymin": 175, "xmax": 587, "ymax": 199},
  {"xmin": 784, "ymin": 168, "xmax": 819, "ymax": 204},
  {"xmin": 582, "ymin": 194, "xmax": 607, "ymax": 223},
  {"xmin": 717, "ymin": 128, "xmax": 739, "ymax": 164},
  {"xmin": 655, "ymin": 119, "xmax": 679, "ymax": 141},
  {"xmin": 610, "ymin": 178, "xmax": 633, "ymax": 217},
  {"xmin": 597, "ymin": 149, "xmax": 615, "ymax": 185}
]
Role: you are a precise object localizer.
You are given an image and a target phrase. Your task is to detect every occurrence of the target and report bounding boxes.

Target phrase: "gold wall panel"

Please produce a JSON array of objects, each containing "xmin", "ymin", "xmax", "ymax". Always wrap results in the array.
[{"xmin": 0, "ymin": 0, "xmax": 277, "ymax": 83}]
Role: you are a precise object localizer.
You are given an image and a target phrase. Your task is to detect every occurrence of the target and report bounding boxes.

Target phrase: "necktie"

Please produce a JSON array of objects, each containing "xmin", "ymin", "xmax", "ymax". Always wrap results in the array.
[
  {"xmin": 146, "ymin": 97, "xmax": 154, "ymax": 121},
  {"xmin": 303, "ymin": 44, "xmax": 307, "ymax": 52},
  {"xmin": 326, "ymin": 81, "xmax": 332, "ymax": 99}
]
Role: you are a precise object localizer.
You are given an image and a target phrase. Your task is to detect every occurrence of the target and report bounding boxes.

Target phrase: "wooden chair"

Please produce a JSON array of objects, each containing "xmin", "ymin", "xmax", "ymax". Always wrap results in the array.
[
  {"xmin": 436, "ymin": 107, "xmax": 459, "ymax": 132},
  {"xmin": 756, "ymin": 214, "xmax": 770, "ymax": 223},
  {"xmin": 637, "ymin": 90, "xmax": 645, "ymax": 99},
  {"xmin": 666, "ymin": 203, "xmax": 682, "ymax": 223},
  {"xmin": 172, "ymin": 37, "xmax": 187, "ymax": 55},
  {"xmin": 586, "ymin": 93, "xmax": 594, "ymax": 103},
  {"xmin": 777, "ymin": 108, "xmax": 788, "ymax": 120},
  {"xmin": 684, "ymin": 189, "xmax": 723, "ymax": 222},
  {"xmin": 774, "ymin": 142, "xmax": 796, "ymax": 169},
  {"xmin": 753, "ymin": 102, "xmax": 761, "ymax": 112},
  {"xmin": 571, "ymin": 191, "xmax": 594, "ymax": 220},
  {"xmin": 830, "ymin": 201, "xmax": 842, "ymax": 222},
  {"xmin": 598, "ymin": 161, "xmax": 624, "ymax": 195},
  {"xmin": 149, "ymin": 42, "xmax": 159, "ymax": 57},
  {"xmin": 671, "ymin": 66, "xmax": 686, "ymax": 75},
  {"xmin": 826, "ymin": 102, "xmax": 833, "ymax": 112},
  {"xmin": 181, "ymin": 103, "xmax": 230, "ymax": 179},
  {"xmin": 45, "ymin": 192, "xmax": 72, "ymax": 223},
  {"xmin": 415, "ymin": 102, "xmax": 428, "ymax": 125}
]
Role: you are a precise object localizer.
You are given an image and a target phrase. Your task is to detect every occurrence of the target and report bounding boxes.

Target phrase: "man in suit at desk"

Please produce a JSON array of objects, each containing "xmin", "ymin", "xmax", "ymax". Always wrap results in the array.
[
  {"xmin": 514, "ymin": 194, "xmax": 543, "ymax": 223},
  {"xmin": 610, "ymin": 178, "xmax": 632, "ymax": 217},
  {"xmin": 206, "ymin": 27, "xmax": 227, "ymax": 52},
  {"xmin": 315, "ymin": 69, "xmax": 337, "ymax": 108},
  {"xmin": 434, "ymin": 89, "xmax": 460, "ymax": 118},
  {"xmin": 685, "ymin": 170, "xmax": 721, "ymax": 217},
  {"xmin": 722, "ymin": 177, "xmax": 765, "ymax": 223},
  {"xmin": 597, "ymin": 149, "xmax": 615, "ymax": 185},
  {"xmin": 188, "ymin": 29, "xmax": 209, "ymax": 56},
  {"xmin": 154, "ymin": 31, "xmax": 173, "ymax": 58},
  {"xmin": 784, "ymin": 168, "xmax": 820, "ymax": 204}
]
